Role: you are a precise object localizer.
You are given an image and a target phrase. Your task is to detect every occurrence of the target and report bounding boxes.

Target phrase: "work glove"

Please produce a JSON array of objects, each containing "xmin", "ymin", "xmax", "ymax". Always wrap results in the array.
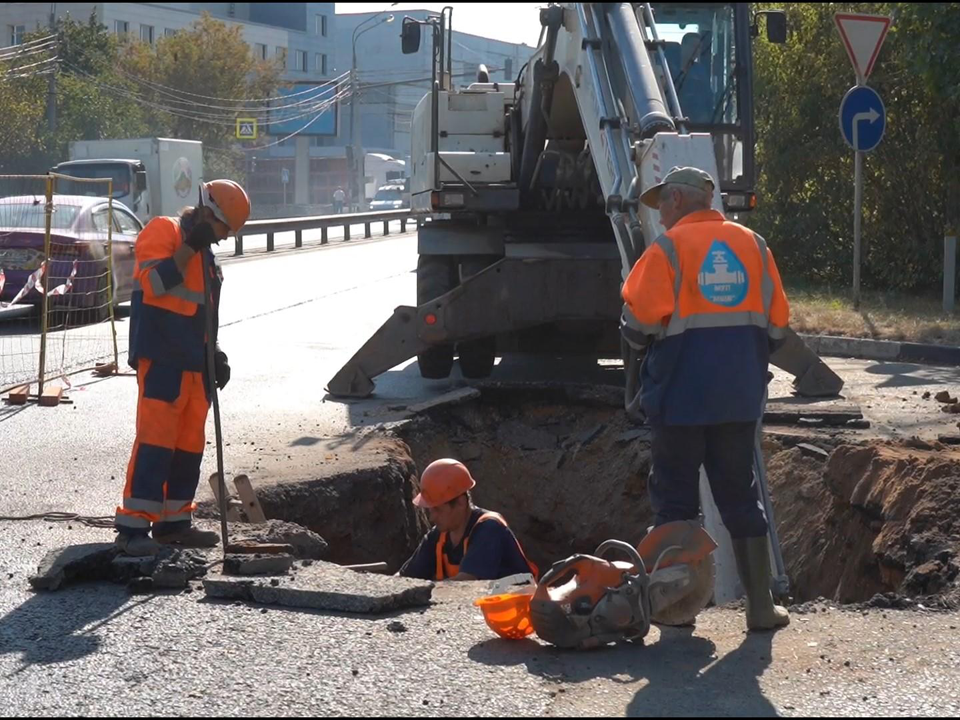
[
  {"xmin": 185, "ymin": 221, "xmax": 219, "ymax": 252},
  {"xmin": 214, "ymin": 349, "xmax": 231, "ymax": 390}
]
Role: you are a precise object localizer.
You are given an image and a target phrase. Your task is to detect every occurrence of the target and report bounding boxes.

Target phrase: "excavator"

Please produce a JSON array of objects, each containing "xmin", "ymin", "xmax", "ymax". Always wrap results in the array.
[{"xmin": 328, "ymin": 3, "xmax": 843, "ymax": 643}]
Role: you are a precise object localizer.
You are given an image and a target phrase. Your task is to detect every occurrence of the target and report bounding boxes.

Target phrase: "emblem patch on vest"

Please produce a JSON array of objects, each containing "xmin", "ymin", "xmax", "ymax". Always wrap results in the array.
[{"xmin": 698, "ymin": 240, "xmax": 748, "ymax": 307}]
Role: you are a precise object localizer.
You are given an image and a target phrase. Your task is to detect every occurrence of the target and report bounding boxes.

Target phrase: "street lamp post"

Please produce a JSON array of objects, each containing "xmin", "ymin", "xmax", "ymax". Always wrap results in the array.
[{"xmin": 351, "ymin": 10, "xmax": 395, "ymax": 212}]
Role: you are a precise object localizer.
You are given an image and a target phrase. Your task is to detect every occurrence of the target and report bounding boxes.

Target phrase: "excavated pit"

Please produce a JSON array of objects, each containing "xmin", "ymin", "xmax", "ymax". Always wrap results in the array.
[
  {"xmin": 392, "ymin": 385, "xmax": 960, "ymax": 607},
  {"xmin": 230, "ymin": 384, "xmax": 960, "ymax": 608}
]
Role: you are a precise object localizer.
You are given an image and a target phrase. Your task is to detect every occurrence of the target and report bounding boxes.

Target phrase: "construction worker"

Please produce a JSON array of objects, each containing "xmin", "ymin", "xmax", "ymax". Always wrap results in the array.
[
  {"xmin": 398, "ymin": 459, "xmax": 539, "ymax": 582},
  {"xmin": 620, "ymin": 166, "xmax": 790, "ymax": 632},
  {"xmin": 333, "ymin": 186, "xmax": 345, "ymax": 214},
  {"xmin": 114, "ymin": 180, "xmax": 251, "ymax": 556}
]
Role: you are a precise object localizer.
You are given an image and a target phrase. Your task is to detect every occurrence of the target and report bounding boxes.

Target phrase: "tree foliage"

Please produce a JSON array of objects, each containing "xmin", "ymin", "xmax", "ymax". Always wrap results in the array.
[
  {"xmin": 0, "ymin": 12, "xmax": 281, "ymax": 180},
  {"xmin": 751, "ymin": 2, "xmax": 959, "ymax": 292}
]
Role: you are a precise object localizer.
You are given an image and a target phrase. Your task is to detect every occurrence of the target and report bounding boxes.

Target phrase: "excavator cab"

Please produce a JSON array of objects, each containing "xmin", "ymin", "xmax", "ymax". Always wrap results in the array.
[{"xmin": 648, "ymin": 3, "xmax": 784, "ymax": 213}]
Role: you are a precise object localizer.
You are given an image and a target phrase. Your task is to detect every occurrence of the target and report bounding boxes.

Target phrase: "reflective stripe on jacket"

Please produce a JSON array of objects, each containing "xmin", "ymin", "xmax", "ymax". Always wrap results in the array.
[{"xmin": 621, "ymin": 209, "xmax": 789, "ymax": 425}]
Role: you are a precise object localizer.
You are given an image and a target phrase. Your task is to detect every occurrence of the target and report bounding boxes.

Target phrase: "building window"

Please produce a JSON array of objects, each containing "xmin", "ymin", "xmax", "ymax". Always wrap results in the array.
[
  {"xmin": 140, "ymin": 24, "xmax": 154, "ymax": 45},
  {"xmin": 276, "ymin": 46, "xmax": 287, "ymax": 68},
  {"xmin": 316, "ymin": 14, "xmax": 327, "ymax": 37},
  {"xmin": 316, "ymin": 53, "xmax": 327, "ymax": 75},
  {"xmin": 9, "ymin": 25, "xmax": 25, "ymax": 46},
  {"xmin": 294, "ymin": 49, "xmax": 307, "ymax": 72},
  {"xmin": 254, "ymin": 43, "xmax": 267, "ymax": 60},
  {"xmin": 164, "ymin": 28, "xmax": 177, "ymax": 38},
  {"xmin": 114, "ymin": 20, "xmax": 129, "ymax": 36},
  {"xmin": 504, "ymin": 57, "xmax": 513, "ymax": 81}
]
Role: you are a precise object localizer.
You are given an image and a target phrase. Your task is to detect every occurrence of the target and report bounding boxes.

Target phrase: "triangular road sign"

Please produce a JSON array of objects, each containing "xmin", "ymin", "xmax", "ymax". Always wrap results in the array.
[{"xmin": 835, "ymin": 13, "xmax": 891, "ymax": 81}]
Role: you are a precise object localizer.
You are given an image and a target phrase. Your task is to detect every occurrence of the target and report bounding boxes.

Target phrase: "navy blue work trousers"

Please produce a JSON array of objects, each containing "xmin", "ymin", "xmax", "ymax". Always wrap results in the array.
[{"xmin": 648, "ymin": 422, "xmax": 768, "ymax": 539}]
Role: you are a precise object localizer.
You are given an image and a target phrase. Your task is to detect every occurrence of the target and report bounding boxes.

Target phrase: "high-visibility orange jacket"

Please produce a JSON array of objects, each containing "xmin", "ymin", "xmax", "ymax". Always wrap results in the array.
[
  {"xmin": 128, "ymin": 214, "xmax": 222, "ymax": 373},
  {"xmin": 621, "ymin": 209, "xmax": 789, "ymax": 425}
]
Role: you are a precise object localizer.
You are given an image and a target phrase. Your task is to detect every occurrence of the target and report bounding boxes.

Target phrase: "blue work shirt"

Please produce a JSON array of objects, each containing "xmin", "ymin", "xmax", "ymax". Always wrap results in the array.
[{"xmin": 399, "ymin": 507, "xmax": 535, "ymax": 581}]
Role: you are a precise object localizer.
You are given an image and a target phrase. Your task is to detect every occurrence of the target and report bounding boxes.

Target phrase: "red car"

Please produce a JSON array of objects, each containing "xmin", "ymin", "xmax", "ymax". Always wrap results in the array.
[{"xmin": 0, "ymin": 195, "xmax": 142, "ymax": 317}]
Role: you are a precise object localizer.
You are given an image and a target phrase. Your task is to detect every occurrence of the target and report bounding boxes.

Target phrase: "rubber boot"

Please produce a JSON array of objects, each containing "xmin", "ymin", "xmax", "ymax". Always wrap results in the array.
[
  {"xmin": 154, "ymin": 526, "xmax": 219, "ymax": 548},
  {"xmin": 116, "ymin": 533, "xmax": 162, "ymax": 557},
  {"xmin": 732, "ymin": 536, "xmax": 790, "ymax": 631}
]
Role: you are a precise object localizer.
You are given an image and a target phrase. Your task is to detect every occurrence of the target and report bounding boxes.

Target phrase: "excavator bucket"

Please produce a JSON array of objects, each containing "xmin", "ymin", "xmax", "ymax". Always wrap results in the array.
[{"xmin": 771, "ymin": 329, "xmax": 845, "ymax": 397}]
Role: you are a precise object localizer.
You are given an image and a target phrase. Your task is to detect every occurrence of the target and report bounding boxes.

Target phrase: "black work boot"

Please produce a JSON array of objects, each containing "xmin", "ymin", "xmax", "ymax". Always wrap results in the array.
[
  {"xmin": 732, "ymin": 536, "xmax": 790, "ymax": 631},
  {"xmin": 153, "ymin": 525, "xmax": 219, "ymax": 548}
]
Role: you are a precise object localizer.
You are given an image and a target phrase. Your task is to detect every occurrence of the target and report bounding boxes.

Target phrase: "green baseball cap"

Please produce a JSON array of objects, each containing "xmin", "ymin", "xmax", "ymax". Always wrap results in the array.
[{"xmin": 640, "ymin": 166, "xmax": 716, "ymax": 208}]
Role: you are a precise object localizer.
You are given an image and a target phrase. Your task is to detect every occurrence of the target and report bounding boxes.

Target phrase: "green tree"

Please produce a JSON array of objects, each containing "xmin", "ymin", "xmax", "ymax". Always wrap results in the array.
[
  {"xmin": 751, "ymin": 2, "xmax": 957, "ymax": 293},
  {"xmin": 120, "ymin": 13, "xmax": 283, "ymax": 179}
]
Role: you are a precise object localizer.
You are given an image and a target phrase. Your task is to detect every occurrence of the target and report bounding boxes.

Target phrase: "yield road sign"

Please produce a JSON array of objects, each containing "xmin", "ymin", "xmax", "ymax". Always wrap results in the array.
[
  {"xmin": 839, "ymin": 86, "xmax": 885, "ymax": 152},
  {"xmin": 834, "ymin": 13, "xmax": 891, "ymax": 82},
  {"xmin": 236, "ymin": 118, "xmax": 258, "ymax": 140}
]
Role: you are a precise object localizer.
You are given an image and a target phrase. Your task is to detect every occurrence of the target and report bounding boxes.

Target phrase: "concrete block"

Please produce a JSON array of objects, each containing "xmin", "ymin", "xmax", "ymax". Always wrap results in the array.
[
  {"xmin": 798, "ymin": 334, "xmax": 821, "ymax": 354},
  {"xmin": 152, "ymin": 550, "xmax": 208, "ymax": 588},
  {"xmin": 228, "ymin": 520, "xmax": 328, "ymax": 560},
  {"xmin": 409, "ymin": 387, "xmax": 481, "ymax": 414},
  {"xmin": 203, "ymin": 560, "xmax": 434, "ymax": 614},
  {"xmin": 39, "ymin": 385, "xmax": 63, "ymax": 407},
  {"xmin": 7, "ymin": 385, "xmax": 29, "ymax": 405},
  {"xmin": 29, "ymin": 543, "xmax": 119, "ymax": 591},
  {"xmin": 818, "ymin": 335, "xmax": 862, "ymax": 358},
  {"xmin": 858, "ymin": 339, "xmax": 901, "ymax": 361},
  {"xmin": 223, "ymin": 553, "xmax": 295, "ymax": 576}
]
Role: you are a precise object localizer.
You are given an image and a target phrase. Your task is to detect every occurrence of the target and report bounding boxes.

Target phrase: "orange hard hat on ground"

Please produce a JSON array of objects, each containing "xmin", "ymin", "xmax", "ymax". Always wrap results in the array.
[
  {"xmin": 413, "ymin": 458, "xmax": 476, "ymax": 508},
  {"xmin": 474, "ymin": 592, "xmax": 536, "ymax": 640},
  {"xmin": 201, "ymin": 179, "xmax": 251, "ymax": 233}
]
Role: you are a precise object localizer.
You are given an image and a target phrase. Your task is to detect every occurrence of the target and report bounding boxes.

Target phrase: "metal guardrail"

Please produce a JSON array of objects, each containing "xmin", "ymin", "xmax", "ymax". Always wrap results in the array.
[{"xmin": 233, "ymin": 209, "xmax": 420, "ymax": 256}]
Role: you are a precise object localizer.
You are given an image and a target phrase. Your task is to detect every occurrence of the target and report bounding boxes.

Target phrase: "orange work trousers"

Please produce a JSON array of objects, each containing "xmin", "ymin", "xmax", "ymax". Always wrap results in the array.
[{"xmin": 115, "ymin": 358, "xmax": 209, "ymax": 534}]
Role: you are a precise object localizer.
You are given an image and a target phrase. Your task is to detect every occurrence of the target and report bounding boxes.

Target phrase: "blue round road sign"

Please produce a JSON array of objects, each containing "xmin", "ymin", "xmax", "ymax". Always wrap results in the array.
[{"xmin": 839, "ymin": 85, "xmax": 885, "ymax": 152}]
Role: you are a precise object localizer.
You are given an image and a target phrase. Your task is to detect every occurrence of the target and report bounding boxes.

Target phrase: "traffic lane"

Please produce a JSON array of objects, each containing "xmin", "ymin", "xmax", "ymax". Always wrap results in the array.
[{"xmin": 0, "ymin": 243, "xmax": 419, "ymax": 520}]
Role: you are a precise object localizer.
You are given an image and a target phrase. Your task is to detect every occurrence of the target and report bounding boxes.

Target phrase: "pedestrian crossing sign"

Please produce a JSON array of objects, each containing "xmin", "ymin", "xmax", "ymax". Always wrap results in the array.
[{"xmin": 236, "ymin": 118, "xmax": 258, "ymax": 140}]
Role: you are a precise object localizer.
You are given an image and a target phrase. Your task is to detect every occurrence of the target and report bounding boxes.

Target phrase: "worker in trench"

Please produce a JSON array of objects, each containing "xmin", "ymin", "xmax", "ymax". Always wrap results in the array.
[
  {"xmin": 398, "ymin": 459, "xmax": 540, "ymax": 582},
  {"xmin": 113, "ymin": 180, "xmax": 251, "ymax": 556},
  {"xmin": 620, "ymin": 166, "xmax": 790, "ymax": 632}
]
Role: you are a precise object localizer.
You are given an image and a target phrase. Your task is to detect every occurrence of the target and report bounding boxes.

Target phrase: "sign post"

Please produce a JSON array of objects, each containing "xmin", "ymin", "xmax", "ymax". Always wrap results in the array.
[
  {"xmin": 834, "ymin": 13, "xmax": 891, "ymax": 309},
  {"xmin": 281, "ymin": 167, "xmax": 290, "ymax": 206}
]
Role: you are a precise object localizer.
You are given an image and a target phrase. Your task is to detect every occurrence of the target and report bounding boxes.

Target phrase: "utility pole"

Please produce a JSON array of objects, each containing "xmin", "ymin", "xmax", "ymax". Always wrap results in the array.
[{"xmin": 46, "ymin": 2, "xmax": 57, "ymax": 133}]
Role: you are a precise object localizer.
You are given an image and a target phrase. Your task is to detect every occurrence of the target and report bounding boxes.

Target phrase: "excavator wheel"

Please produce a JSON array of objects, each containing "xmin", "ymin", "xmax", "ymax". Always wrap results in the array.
[
  {"xmin": 457, "ymin": 256, "xmax": 498, "ymax": 379},
  {"xmin": 416, "ymin": 255, "xmax": 456, "ymax": 379}
]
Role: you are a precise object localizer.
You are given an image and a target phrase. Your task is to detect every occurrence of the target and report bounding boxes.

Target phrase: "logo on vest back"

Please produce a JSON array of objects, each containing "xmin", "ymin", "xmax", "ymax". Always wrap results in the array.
[{"xmin": 698, "ymin": 240, "xmax": 748, "ymax": 306}]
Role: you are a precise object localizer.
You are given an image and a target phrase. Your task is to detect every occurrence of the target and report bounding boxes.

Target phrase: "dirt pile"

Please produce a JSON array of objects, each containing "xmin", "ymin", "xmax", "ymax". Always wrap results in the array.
[{"xmin": 767, "ymin": 441, "xmax": 960, "ymax": 605}]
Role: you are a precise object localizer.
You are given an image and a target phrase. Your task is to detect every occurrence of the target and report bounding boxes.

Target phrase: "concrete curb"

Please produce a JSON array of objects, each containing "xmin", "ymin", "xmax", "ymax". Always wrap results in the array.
[{"xmin": 799, "ymin": 333, "xmax": 960, "ymax": 367}]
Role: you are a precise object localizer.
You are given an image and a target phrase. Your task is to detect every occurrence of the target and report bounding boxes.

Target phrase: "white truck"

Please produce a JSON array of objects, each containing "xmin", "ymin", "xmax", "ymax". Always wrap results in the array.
[{"xmin": 51, "ymin": 138, "xmax": 204, "ymax": 225}]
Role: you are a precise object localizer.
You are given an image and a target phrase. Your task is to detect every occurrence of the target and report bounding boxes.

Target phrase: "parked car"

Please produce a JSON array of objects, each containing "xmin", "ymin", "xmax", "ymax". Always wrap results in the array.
[
  {"xmin": 368, "ymin": 183, "xmax": 410, "ymax": 211},
  {"xmin": 0, "ymin": 195, "xmax": 142, "ymax": 316}
]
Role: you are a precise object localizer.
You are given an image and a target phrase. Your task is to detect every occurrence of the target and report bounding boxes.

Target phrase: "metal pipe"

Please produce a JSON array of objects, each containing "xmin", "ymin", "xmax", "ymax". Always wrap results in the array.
[
  {"xmin": 604, "ymin": 3, "xmax": 675, "ymax": 139},
  {"xmin": 638, "ymin": 3, "xmax": 686, "ymax": 132},
  {"xmin": 518, "ymin": 9, "xmax": 562, "ymax": 193},
  {"xmin": 201, "ymin": 250, "xmax": 229, "ymax": 555}
]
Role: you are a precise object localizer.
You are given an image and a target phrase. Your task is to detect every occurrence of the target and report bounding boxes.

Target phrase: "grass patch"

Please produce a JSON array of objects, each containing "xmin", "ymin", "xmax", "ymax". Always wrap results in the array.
[{"xmin": 786, "ymin": 284, "xmax": 960, "ymax": 346}]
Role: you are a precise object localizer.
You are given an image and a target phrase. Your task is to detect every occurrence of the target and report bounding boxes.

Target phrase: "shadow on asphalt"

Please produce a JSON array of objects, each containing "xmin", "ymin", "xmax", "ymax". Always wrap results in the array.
[
  {"xmin": 0, "ymin": 585, "xmax": 152, "ymax": 673},
  {"xmin": 468, "ymin": 626, "xmax": 776, "ymax": 717},
  {"xmin": 862, "ymin": 361, "xmax": 954, "ymax": 389}
]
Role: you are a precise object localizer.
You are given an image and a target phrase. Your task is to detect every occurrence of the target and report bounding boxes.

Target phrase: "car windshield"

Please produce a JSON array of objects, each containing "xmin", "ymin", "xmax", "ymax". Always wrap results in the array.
[
  {"xmin": 374, "ymin": 188, "xmax": 402, "ymax": 202},
  {"xmin": 0, "ymin": 201, "xmax": 81, "ymax": 230},
  {"xmin": 55, "ymin": 163, "xmax": 132, "ymax": 200}
]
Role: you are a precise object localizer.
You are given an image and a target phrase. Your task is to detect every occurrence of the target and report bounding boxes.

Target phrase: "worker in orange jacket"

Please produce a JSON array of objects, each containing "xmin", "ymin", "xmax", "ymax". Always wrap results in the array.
[
  {"xmin": 399, "ymin": 459, "xmax": 539, "ymax": 582},
  {"xmin": 114, "ymin": 180, "xmax": 250, "ymax": 556},
  {"xmin": 621, "ymin": 166, "xmax": 790, "ymax": 632}
]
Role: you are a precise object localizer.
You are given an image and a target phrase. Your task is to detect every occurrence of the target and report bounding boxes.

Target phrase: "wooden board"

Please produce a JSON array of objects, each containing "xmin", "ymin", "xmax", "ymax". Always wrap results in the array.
[
  {"xmin": 207, "ymin": 473, "xmax": 243, "ymax": 522},
  {"xmin": 763, "ymin": 402, "xmax": 863, "ymax": 426},
  {"xmin": 7, "ymin": 385, "xmax": 29, "ymax": 405},
  {"xmin": 233, "ymin": 474, "xmax": 267, "ymax": 524},
  {"xmin": 39, "ymin": 385, "xmax": 63, "ymax": 407}
]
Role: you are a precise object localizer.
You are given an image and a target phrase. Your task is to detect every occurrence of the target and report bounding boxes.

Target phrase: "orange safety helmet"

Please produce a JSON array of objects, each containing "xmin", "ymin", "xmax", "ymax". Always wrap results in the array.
[
  {"xmin": 413, "ymin": 458, "xmax": 476, "ymax": 509},
  {"xmin": 474, "ymin": 592, "xmax": 536, "ymax": 640},
  {"xmin": 200, "ymin": 179, "xmax": 251, "ymax": 233}
]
